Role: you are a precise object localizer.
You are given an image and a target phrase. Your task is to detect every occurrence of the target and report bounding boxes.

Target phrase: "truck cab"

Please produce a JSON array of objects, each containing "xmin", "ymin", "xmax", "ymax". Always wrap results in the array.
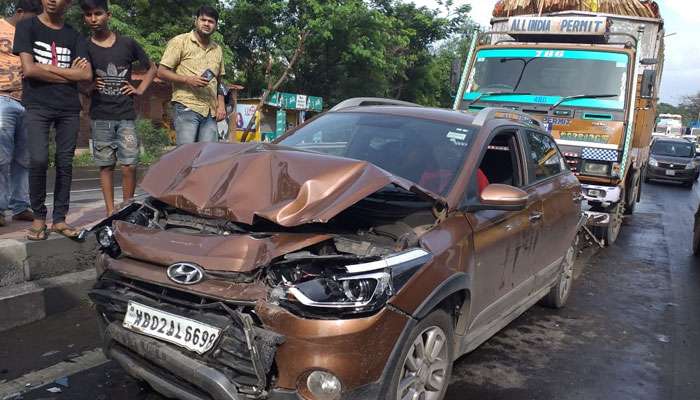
[{"xmin": 454, "ymin": 12, "xmax": 665, "ymax": 245}]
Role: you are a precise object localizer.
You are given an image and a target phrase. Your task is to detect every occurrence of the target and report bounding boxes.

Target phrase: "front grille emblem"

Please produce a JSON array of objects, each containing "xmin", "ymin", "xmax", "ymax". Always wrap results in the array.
[{"xmin": 167, "ymin": 263, "xmax": 205, "ymax": 285}]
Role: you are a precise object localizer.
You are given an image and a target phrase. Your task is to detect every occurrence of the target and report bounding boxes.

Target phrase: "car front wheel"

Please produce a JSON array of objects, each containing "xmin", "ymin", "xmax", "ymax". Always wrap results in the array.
[{"xmin": 389, "ymin": 309, "xmax": 454, "ymax": 400}]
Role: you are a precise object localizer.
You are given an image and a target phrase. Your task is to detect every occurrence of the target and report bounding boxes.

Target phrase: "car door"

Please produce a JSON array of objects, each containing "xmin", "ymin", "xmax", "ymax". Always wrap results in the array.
[
  {"xmin": 465, "ymin": 128, "xmax": 543, "ymax": 332},
  {"xmin": 523, "ymin": 130, "xmax": 581, "ymax": 288}
]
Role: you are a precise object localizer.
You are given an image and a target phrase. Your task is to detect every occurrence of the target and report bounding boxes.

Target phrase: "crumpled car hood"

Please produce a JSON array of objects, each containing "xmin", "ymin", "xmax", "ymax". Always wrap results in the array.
[{"xmin": 140, "ymin": 142, "xmax": 447, "ymax": 227}]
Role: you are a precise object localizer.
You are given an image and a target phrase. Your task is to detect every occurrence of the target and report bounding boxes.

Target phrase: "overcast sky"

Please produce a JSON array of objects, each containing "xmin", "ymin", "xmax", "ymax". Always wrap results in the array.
[{"xmin": 409, "ymin": 0, "xmax": 699, "ymax": 105}]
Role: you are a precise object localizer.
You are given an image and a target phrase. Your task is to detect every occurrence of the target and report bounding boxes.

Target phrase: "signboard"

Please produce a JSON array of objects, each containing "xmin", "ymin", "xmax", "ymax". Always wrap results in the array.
[
  {"xmin": 508, "ymin": 16, "xmax": 608, "ymax": 36},
  {"xmin": 235, "ymin": 104, "xmax": 257, "ymax": 129},
  {"xmin": 276, "ymin": 110, "xmax": 286, "ymax": 137},
  {"xmin": 266, "ymin": 92, "xmax": 323, "ymax": 112}
]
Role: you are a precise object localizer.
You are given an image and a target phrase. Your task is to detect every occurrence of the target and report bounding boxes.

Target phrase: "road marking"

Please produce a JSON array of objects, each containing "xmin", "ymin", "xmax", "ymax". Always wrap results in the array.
[
  {"xmin": 72, "ymin": 178, "xmax": 101, "ymax": 182},
  {"xmin": 0, "ymin": 349, "xmax": 108, "ymax": 399}
]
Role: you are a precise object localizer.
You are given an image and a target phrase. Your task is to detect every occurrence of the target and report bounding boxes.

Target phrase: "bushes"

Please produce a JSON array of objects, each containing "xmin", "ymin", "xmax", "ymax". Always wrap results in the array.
[{"xmin": 136, "ymin": 119, "xmax": 172, "ymax": 164}]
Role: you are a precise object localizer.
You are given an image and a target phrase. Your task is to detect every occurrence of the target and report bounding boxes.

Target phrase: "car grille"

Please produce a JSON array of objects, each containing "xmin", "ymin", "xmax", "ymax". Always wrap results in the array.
[
  {"xmin": 90, "ymin": 271, "xmax": 283, "ymax": 397},
  {"xmin": 658, "ymin": 162, "xmax": 687, "ymax": 170},
  {"xmin": 563, "ymin": 154, "xmax": 581, "ymax": 173}
]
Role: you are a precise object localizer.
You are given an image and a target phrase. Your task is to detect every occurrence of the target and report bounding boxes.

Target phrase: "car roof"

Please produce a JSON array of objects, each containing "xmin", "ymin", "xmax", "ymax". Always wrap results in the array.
[
  {"xmin": 332, "ymin": 105, "xmax": 543, "ymax": 131},
  {"xmin": 653, "ymin": 137, "xmax": 694, "ymax": 144}
]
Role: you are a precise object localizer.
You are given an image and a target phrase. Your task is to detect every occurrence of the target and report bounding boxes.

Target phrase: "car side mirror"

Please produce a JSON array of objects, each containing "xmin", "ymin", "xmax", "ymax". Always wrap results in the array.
[{"xmin": 464, "ymin": 184, "xmax": 529, "ymax": 212}]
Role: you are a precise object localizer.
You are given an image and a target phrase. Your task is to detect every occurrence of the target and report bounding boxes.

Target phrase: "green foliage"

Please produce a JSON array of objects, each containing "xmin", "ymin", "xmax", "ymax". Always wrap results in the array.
[
  {"xmin": 658, "ymin": 95, "xmax": 700, "ymax": 126},
  {"xmin": 136, "ymin": 119, "xmax": 171, "ymax": 163}
]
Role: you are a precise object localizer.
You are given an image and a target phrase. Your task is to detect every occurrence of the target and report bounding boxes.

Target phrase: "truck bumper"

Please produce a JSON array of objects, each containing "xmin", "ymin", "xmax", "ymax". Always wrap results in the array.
[{"xmin": 581, "ymin": 184, "xmax": 622, "ymax": 203}]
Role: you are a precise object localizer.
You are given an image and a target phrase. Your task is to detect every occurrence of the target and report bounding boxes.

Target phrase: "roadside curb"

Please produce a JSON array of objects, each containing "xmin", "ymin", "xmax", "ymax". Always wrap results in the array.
[{"xmin": 0, "ymin": 235, "xmax": 98, "ymax": 332}]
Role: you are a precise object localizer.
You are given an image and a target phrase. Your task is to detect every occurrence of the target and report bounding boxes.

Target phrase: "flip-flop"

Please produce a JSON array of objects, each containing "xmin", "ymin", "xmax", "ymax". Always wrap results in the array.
[
  {"xmin": 26, "ymin": 225, "xmax": 49, "ymax": 241},
  {"xmin": 50, "ymin": 224, "xmax": 81, "ymax": 240}
]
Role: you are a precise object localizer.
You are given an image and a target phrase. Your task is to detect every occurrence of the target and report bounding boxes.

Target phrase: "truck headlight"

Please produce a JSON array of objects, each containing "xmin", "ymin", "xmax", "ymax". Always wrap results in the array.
[
  {"xmin": 649, "ymin": 157, "xmax": 658, "ymax": 167},
  {"xmin": 582, "ymin": 161, "xmax": 610, "ymax": 176}
]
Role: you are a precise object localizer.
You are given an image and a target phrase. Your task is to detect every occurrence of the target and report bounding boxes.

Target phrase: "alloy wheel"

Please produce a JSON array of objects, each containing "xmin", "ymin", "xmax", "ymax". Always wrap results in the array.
[
  {"xmin": 397, "ymin": 326, "xmax": 449, "ymax": 400},
  {"xmin": 558, "ymin": 245, "xmax": 575, "ymax": 301}
]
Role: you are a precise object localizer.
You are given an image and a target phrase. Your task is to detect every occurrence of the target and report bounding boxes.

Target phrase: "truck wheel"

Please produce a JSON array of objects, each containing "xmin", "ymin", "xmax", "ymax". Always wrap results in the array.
[
  {"xmin": 388, "ymin": 309, "xmax": 454, "ymax": 400},
  {"xmin": 592, "ymin": 201, "xmax": 623, "ymax": 246},
  {"xmin": 541, "ymin": 239, "xmax": 576, "ymax": 309}
]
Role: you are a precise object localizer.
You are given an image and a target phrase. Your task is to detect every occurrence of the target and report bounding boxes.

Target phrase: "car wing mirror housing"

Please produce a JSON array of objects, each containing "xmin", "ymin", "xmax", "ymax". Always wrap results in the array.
[{"xmin": 464, "ymin": 184, "xmax": 529, "ymax": 212}]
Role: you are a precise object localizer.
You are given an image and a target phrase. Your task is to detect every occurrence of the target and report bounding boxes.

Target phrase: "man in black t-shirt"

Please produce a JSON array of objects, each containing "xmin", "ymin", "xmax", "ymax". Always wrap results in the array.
[
  {"xmin": 80, "ymin": 0, "xmax": 156, "ymax": 216},
  {"xmin": 13, "ymin": 0, "xmax": 92, "ymax": 240}
]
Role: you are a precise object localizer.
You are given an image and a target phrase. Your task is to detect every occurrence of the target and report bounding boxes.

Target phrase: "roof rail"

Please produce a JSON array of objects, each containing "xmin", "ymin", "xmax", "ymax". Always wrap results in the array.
[
  {"xmin": 472, "ymin": 107, "xmax": 542, "ymax": 128},
  {"xmin": 330, "ymin": 97, "xmax": 421, "ymax": 111}
]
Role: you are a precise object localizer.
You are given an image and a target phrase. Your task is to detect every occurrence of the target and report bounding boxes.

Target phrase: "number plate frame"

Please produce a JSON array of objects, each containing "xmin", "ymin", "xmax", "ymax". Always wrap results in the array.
[
  {"xmin": 665, "ymin": 169, "xmax": 676, "ymax": 176},
  {"xmin": 123, "ymin": 301, "xmax": 221, "ymax": 355}
]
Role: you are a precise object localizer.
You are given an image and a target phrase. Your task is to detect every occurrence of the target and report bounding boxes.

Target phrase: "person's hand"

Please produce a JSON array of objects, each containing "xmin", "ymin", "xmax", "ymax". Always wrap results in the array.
[
  {"xmin": 216, "ymin": 104, "xmax": 227, "ymax": 122},
  {"xmin": 95, "ymin": 78, "xmax": 105, "ymax": 90},
  {"xmin": 72, "ymin": 57, "xmax": 89, "ymax": 69},
  {"xmin": 121, "ymin": 82, "xmax": 142, "ymax": 96},
  {"xmin": 185, "ymin": 75, "xmax": 210, "ymax": 88}
]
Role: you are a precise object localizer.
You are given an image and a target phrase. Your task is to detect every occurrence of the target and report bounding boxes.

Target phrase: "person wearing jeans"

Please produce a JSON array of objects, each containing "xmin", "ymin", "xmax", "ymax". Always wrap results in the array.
[
  {"xmin": 13, "ymin": 0, "xmax": 92, "ymax": 240},
  {"xmin": 157, "ymin": 5, "xmax": 226, "ymax": 145},
  {"xmin": 0, "ymin": 1, "xmax": 41, "ymax": 227}
]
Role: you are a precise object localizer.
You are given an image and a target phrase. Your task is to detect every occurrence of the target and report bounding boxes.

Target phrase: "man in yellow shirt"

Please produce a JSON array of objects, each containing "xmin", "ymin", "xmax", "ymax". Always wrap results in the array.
[{"xmin": 157, "ymin": 6, "xmax": 226, "ymax": 145}]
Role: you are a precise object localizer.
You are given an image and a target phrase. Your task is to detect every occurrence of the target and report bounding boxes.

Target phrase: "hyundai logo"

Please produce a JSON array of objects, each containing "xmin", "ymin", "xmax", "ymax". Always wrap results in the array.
[{"xmin": 167, "ymin": 263, "xmax": 205, "ymax": 285}]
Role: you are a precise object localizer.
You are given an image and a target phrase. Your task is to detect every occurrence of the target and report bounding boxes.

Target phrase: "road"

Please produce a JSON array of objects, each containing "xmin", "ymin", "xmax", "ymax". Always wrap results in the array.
[
  {"xmin": 46, "ymin": 167, "xmax": 146, "ymax": 207},
  {"xmin": 0, "ymin": 180, "xmax": 698, "ymax": 400}
]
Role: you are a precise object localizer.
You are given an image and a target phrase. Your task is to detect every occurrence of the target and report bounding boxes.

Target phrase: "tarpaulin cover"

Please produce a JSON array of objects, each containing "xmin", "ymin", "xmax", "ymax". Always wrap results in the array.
[
  {"xmin": 493, "ymin": 0, "xmax": 660, "ymax": 19},
  {"xmin": 140, "ymin": 142, "xmax": 443, "ymax": 227}
]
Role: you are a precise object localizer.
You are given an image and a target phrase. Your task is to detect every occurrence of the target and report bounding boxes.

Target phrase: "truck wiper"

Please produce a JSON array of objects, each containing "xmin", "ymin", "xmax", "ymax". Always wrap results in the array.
[
  {"xmin": 550, "ymin": 94, "xmax": 618, "ymax": 111},
  {"xmin": 469, "ymin": 92, "xmax": 532, "ymax": 107}
]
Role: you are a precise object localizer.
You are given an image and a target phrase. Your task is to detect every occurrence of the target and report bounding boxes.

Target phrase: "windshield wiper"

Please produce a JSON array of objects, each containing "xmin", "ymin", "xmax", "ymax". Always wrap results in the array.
[
  {"xmin": 550, "ymin": 94, "xmax": 618, "ymax": 111},
  {"xmin": 468, "ymin": 92, "xmax": 532, "ymax": 107}
]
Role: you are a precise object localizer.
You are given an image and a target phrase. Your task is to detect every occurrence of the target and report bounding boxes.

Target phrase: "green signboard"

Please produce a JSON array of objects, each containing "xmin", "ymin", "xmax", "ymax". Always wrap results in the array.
[
  {"xmin": 267, "ymin": 92, "xmax": 323, "ymax": 112},
  {"xmin": 275, "ymin": 110, "xmax": 287, "ymax": 138}
]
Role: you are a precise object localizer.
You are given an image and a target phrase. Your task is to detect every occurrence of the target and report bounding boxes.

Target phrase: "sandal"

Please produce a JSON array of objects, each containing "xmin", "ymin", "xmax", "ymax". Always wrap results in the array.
[
  {"xmin": 26, "ymin": 225, "xmax": 49, "ymax": 241},
  {"xmin": 50, "ymin": 223, "xmax": 81, "ymax": 240}
]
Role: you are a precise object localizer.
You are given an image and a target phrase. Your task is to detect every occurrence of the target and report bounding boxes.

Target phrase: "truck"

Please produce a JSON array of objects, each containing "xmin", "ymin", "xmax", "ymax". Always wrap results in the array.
[
  {"xmin": 655, "ymin": 113, "xmax": 683, "ymax": 136},
  {"xmin": 452, "ymin": 1, "xmax": 665, "ymax": 246}
]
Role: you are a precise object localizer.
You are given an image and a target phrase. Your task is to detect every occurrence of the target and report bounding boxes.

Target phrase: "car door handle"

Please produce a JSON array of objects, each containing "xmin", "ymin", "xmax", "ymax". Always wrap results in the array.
[{"xmin": 529, "ymin": 212, "xmax": 543, "ymax": 223}]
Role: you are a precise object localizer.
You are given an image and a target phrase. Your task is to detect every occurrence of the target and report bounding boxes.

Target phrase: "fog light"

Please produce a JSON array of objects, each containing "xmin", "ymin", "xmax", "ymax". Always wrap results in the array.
[{"xmin": 306, "ymin": 371, "xmax": 342, "ymax": 400}]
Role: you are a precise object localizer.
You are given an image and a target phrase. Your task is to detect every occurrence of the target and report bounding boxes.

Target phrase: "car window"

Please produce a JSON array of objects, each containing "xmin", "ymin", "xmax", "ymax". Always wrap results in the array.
[
  {"xmin": 526, "ymin": 131, "xmax": 566, "ymax": 182},
  {"xmin": 278, "ymin": 112, "xmax": 477, "ymax": 196},
  {"xmin": 651, "ymin": 141, "xmax": 695, "ymax": 158}
]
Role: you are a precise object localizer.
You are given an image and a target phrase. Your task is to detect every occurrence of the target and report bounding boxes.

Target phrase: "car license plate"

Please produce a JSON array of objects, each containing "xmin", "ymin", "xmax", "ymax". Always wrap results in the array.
[
  {"xmin": 123, "ymin": 301, "xmax": 221, "ymax": 354},
  {"xmin": 666, "ymin": 170, "xmax": 676, "ymax": 176}
]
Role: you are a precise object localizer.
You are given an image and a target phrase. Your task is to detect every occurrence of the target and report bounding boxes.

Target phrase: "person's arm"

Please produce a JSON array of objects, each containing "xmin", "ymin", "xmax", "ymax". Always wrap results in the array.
[
  {"xmin": 37, "ymin": 57, "xmax": 92, "ymax": 82},
  {"xmin": 123, "ymin": 61, "xmax": 157, "ymax": 96},
  {"xmin": 216, "ymin": 93, "xmax": 226, "ymax": 122},
  {"xmin": 157, "ymin": 64, "xmax": 209, "ymax": 88},
  {"xmin": 19, "ymin": 53, "xmax": 70, "ymax": 83}
]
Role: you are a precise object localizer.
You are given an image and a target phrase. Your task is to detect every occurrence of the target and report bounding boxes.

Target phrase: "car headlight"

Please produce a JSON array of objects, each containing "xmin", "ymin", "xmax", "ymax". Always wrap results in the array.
[
  {"xmin": 649, "ymin": 157, "xmax": 658, "ymax": 167},
  {"xmin": 96, "ymin": 226, "xmax": 121, "ymax": 257},
  {"xmin": 686, "ymin": 161, "xmax": 697, "ymax": 170},
  {"xmin": 283, "ymin": 249, "xmax": 431, "ymax": 317},
  {"xmin": 581, "ymin": 161, "xmax": 610, "ymax": 176}
]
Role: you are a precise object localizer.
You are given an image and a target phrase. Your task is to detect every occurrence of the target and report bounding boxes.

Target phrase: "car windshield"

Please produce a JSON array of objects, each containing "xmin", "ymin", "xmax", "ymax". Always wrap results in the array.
[
  {"xmin": 278, "ymin": 112, "xmax": 475, "ymax": 196},
  {"xmin": 652, "ymin": 141, "xmax": 695, "ymax": 158},
  {"xmin": 464, "ymin": 49, "xmax": 629, "ymax": 110}
]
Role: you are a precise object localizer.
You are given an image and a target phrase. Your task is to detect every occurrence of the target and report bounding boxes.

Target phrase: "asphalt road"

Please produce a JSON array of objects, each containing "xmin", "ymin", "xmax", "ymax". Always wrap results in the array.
[
  {"xmin": 1, "ymin": 180, "xmax": 698, "ymax": 400},
  {"xmin": 45, "ymin": 167, "xmax": 146, "ymax": 207}
]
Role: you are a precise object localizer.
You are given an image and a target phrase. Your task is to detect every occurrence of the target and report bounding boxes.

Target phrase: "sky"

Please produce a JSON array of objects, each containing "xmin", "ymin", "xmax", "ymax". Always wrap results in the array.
[{"xmin": 409, "ymin": 0, "xmax": 700, "ymax": 105}]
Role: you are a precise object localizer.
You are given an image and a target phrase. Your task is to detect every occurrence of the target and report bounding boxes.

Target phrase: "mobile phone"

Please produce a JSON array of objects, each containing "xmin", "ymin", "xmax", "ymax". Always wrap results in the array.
[{"xmin": 201, "ymin": 69, "xmax": 215, "ymax": 82}]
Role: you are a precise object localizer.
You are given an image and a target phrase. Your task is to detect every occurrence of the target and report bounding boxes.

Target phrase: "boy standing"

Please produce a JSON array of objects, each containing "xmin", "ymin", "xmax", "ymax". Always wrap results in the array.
[
  {"xmin": 157, "ymin": 5, "xmax": 226, "ymax": 145},
  {"xmin": 13, "ymin": 0, "xmax": 92, "ymax": 240},
  {"xmin": 80, "ymin": 0, "xmax": 156, "ymax": 216},
  {"xmin": 0, "ymin": 0, "xmax": 42, "ymax": 227}
]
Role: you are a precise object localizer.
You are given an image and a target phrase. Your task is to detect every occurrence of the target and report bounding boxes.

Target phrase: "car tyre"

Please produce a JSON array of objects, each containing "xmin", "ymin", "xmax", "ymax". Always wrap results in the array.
[
  {"xmin": 388, "ymin": 309, "xmax": 454, "ymax": 400},
  {"xmin": 541, "ymin": 239, "xmax": 576, "ymax": 309}
]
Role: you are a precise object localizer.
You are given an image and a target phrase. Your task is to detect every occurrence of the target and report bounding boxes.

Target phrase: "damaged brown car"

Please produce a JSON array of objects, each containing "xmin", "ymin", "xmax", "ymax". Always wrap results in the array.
[{"xmin": 88, "ymin": 102, "xmax": 583, "ymax": 400}]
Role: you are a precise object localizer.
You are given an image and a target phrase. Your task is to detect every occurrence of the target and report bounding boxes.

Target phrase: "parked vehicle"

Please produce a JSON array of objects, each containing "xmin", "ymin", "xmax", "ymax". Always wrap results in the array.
[
  {"xmin": 452, "ymin": 5, "xmax": 665, "ymax": 246},
  {"xmin": 645, "ymin": 137, "xmax": 699, "ymax": 187},
  {"xmin": 655, "ymin": 114, "xmax": 683, "ymax": 137},
  {"xmin": 87, "ymin": 102, "xmax": 582, "ymax": 400}
]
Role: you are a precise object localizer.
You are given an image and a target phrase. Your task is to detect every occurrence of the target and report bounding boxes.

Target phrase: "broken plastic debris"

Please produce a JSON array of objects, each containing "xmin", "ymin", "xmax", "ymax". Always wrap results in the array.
[
  {"xmin": 46, "ymin": 387, "xmax": 62, "ymax": 393},
  {"xmin": 41, "ymin": 350, "xmax": 60, "ymax": 358},
  {"xmin": 656, "ymin": 334, "xmax": 671, "ymax": 343}
]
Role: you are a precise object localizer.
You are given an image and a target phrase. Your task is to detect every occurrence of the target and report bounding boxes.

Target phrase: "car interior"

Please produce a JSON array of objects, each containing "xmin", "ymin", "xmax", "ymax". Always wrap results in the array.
[{"xmin": 478, "ymin": 131, "xmax": 523, "ymax": 189}]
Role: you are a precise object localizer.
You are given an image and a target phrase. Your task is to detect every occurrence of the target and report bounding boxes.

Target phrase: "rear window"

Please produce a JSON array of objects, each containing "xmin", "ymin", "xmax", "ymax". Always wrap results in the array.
[
  {"xmin": 652, "ymin": 141, "xmax": 695, "ymax": 158},
  {"xmin": 278, "ymin": 112, "xmax": 476, "ymax": 196}
]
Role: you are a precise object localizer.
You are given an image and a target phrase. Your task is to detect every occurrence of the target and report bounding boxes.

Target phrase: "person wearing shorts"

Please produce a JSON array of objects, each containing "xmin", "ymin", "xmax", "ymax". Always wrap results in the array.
[{"xmin": 81, "ymin": 0, "xmax": 156, "ymax": 215}]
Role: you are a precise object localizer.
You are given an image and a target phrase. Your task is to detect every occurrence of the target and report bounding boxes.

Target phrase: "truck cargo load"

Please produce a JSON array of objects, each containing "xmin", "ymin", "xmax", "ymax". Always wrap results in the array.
[{"xmin": 493, "ymin": 0, "xmax": 660, "ymax": 19}]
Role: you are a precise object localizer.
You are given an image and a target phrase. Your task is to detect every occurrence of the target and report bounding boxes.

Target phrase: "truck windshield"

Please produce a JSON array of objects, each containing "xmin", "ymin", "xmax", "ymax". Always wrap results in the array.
[{"xmin": 464, "ymin": 49, "xmax": 629, "ymax": 110}]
